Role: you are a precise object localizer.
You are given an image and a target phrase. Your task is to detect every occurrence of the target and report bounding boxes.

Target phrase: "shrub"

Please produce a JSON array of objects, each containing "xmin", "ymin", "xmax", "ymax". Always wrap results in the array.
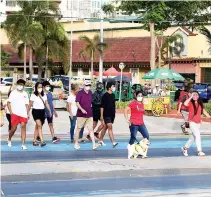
[
  {"xmin": 204, "ymin": 103, "xmax": 211, "ymax": 115},
  {"xmin": 116, "ymin": 101, "xmax": 130, "ymax": 109}
]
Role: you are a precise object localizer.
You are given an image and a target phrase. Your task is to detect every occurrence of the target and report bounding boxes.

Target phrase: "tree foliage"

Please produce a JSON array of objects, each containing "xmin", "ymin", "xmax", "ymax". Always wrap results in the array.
[
  {"xmin": 119, "ymin": 1, "xmax": 211, "ymax": 31},
  {"xmin": 1, "ymin": 47, "xmax": 12, "ymax": 67},
  {"xmin": 200, "ymin": 26, "xmax": 211, "ymax": 53},
  {"xmin": 3, "ymin": 1, "xmax": 68, "ymax": 79},
  {"xmin": 78, "ymin": 34, "xmax": 107, "ymax": 77},
  {"xmin": 102, "ymin": 4, "xmax": 115, "ymax": 17}
]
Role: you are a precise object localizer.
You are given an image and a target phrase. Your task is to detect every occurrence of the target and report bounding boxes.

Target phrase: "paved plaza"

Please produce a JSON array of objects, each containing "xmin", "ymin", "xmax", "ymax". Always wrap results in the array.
[{"xmin": 1, "ymin": 111, "xmax": 211, "ymax": 196}]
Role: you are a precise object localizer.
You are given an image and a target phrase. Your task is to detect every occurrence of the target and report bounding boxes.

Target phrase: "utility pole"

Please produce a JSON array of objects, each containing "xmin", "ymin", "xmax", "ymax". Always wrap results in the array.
[
  {"xmin": 149, "ymin": 22, "xmax": 156, "ymax": 87},
  {"xmin": 68, "ymin": 0, "xmax": 73, "ymax": 92},
  {"xmin": 99, "ymin": 0, "xmax": 104, "ymax": 83}
]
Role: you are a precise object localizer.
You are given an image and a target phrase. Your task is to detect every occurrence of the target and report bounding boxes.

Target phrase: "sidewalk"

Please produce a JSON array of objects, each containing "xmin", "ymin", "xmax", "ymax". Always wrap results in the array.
[
  {"xmin": 2, "ymin": 156, "xmax": 211, "ymax": 177},
  {"xmin": 1, "ymin": 111, "xmax": 211, "ymax": 138}
]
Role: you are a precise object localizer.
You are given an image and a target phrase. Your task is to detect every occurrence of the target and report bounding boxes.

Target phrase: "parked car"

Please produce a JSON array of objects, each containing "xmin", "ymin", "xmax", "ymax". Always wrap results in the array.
[
  {"xmin": 193, "ymin": 83, "xmax": 211, "ymax": 102},
  {"xmin": 1, "ymin": 77, "xmax": 13, "ymax": 86}
]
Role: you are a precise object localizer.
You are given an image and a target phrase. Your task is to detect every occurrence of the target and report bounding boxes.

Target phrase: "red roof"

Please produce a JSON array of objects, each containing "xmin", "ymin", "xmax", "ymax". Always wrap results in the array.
[
  {"xmin": 3, "ymin": 37, "xmax": 159, "ymax": 64},
  {"xmin": 172, "ymin": 27, "xmax": 197, "ymax": 36},
  {"xmin": 2, "ymin": 44, "xmax": 36, "ymax": 64},
  {"xmin": 72, "ymin": 37, "xmax": 156, "ymax": 63}
]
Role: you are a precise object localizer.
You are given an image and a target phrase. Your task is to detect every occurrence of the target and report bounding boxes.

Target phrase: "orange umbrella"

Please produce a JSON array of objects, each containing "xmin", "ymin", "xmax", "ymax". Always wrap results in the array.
[{"xmin": 103, "ymin": 67, "xmax": 120, "ymax": 77}]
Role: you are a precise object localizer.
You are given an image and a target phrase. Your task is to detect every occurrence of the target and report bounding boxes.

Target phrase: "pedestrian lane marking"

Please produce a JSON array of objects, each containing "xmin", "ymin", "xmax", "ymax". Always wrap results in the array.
[{"xmin": 1, "ymin": 138, "xmax": 211, "ymax": 152}]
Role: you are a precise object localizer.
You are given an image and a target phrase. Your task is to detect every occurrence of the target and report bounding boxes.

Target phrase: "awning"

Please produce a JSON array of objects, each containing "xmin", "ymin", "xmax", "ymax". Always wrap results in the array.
[{"xmin": 171, "ymin": 63, "xmax": 196, "ymax": 73}]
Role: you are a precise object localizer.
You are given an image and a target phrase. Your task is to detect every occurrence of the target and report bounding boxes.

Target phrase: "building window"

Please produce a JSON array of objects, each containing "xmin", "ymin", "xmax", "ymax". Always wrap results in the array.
[
  {"xmin": 82, "ymin": 68, "xmax": 89, "ymax": 76},
  {"xmin": 72, "ymin": 69, "xmax": 78, "ymax": 76},
  {"xmin": 6, "ymin": 0, "xmax": 17, "ymax": 7}
]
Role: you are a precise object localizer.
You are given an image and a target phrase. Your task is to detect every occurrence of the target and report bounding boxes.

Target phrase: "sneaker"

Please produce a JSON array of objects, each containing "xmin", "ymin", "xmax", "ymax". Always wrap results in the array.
[
  {"xmin": 70, "ymin": 139, "xmax": 75, "ymax": 143},
  {"xmin": 112, "ymin": 142, "xmax": 118, "ymax": 148},
  {"xmin": 181, "ymin": 147, "xmax": 188, "ymax": 156},
  {"xmin": 198, "ymin": 151, "xmax": 205, "ymax": 156},
  {"xmin": 21, "ymin": 145, "xmax": 28, "ymax": 150},
  {"xmin": 74, "ymin": 143, "xmax": 80, "ymax": 150},
  {"xmin": 52, "ymin": 136, "xmax": 60, "ymax": 144},
  {"xmin": 98, "ymin": 141, "xmax": 106, "ymax": 146},
  {"xmin": 36, "ymin": 136, "xmax": 41, "ymax": 142},
  {"xmin": 7, "ymin": 140, "xmax": 12, "ymax": 147},
  {"xmin": 93, "ymin": 143, "xmax": 101, "ymax": 150}
]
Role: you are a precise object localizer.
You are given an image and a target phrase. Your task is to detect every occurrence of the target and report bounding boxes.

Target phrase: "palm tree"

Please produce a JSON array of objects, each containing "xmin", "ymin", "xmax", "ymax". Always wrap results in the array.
[
  {"xmin": 35, "ymin": 22, "xmax": 70, "ymax": 80},
  {"xmin": 78, "ymin": 34, "xmax": 107, "ymax": 79},
  {"xmin": 161, "ymin": 34, "xmax": 185, "ymax": 69},
  {"xmin": 200, "ymin": 26, "xmax": 211, "ymax": 53},
  {"xmin": 3, "ymin": 1, "xmax": 60, "ymax": 80}
]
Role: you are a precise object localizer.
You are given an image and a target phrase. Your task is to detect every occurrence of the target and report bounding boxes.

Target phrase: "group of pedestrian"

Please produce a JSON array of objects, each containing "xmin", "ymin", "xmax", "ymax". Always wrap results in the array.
[
  {"xmin": 3, "ymin": 79, "xmax": 211, "ymax": 158},
  {"xmin": 67, "ymin": 80, "xmax": 118, "ymax": 150},
  {"xmin": 6, "ymin": 79, "xmax": 60, "ymax": 150}
]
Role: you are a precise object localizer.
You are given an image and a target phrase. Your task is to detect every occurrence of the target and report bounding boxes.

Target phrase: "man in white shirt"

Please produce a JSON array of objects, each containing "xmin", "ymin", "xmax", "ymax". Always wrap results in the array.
[
  {"xmin": 7, "ymin": 79, "xmax": 29, "ymax": 150},
  {"xmin": 152, "ymin": 84, "xmax": 162, "ymax": 96},
  {"xmin": 67, "ymin": 84, "xmax": 84, "ymax": 143}
]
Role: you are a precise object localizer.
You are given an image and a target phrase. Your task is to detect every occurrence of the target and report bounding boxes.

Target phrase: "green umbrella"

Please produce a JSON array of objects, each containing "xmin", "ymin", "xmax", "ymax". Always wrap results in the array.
[{"xmin": 142, "ymin": 68, "xmax": 185, "ymax": 81}]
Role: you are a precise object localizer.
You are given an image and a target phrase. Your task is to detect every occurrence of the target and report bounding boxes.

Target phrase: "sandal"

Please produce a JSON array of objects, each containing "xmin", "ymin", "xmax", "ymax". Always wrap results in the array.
[
  {"xmin": 33, "ymin": 141, "xmax": 39, "ymax": 146},
  {"xmin": 40, "ymin": 142, "xmax": 46, "ymax": 147}
]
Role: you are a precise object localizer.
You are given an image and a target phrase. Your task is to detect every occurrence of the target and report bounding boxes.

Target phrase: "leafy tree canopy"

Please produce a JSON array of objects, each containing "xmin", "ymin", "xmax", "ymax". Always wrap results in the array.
[
  {"xmin": 1, "ymin": 47, "xmax": 12, "ymax": 67},
  {"xmin": 119, "ymin": 1, "xmax": 211, "ymax": 31}
]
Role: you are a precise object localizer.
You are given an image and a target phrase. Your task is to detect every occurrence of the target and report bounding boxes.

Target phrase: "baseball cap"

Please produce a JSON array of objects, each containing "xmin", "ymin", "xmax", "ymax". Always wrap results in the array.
[{"xmin": 84, "ymin": 80, "xmax": 91, "ymax": 86}]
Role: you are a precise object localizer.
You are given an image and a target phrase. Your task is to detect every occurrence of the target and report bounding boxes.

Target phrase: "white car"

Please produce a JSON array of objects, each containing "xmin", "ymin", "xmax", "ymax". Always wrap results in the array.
[{"xmin": 2, "ymin": 77, "xmax": 13, "ymax": 86}]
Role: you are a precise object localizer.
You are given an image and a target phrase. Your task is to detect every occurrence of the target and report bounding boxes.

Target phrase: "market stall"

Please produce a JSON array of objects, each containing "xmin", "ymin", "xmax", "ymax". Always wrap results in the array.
[{"xmin": 142, "ymin": 68, "xmax": 184, "ymax": 116}]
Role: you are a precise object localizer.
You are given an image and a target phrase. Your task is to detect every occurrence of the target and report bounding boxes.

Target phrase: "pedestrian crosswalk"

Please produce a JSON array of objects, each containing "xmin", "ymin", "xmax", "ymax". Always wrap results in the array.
[{"xmin": 1, "ymin": 137, "xmax": 210, "ymax": 152}]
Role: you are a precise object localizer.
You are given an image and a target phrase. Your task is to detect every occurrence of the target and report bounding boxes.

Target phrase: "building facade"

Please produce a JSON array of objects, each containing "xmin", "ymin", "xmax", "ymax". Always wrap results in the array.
[{"xmin": 1, "ymin": 15, "xmax": 211, "ymax": 83}]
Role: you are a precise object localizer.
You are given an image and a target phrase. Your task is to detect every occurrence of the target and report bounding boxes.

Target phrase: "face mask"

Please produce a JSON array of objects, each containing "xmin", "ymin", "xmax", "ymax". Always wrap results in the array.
[
  {"xmin": 38, "ymin": 88, "xmax": 43, "ymax": 93},
  {"xmin": 85, "ymin": 86, "xmax": 91, "ymax": 91},
  {"xmin": 45, "ymin": 87, "xmax": 50, "ymax": 91},
  {"xmin": 111, "ymin": 87, "xmax": 116, "ymax": 92},
  {"xmin": 137, "ymin": 97, "xmax": 143, "ymax": 102},
  {"xmin": 193, "ymin": 95, "xmax": 199, "ymax": 101},
  {"xmin": 17, "ymin": 85, "xmax": 24, "ymax": 91}
]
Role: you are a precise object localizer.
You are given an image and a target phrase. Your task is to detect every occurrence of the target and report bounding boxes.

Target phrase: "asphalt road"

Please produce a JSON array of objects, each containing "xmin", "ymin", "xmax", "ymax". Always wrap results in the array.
[
  {"xmin": 2, "ymin": 174, "xmax": 211, "ymax": 197},
  {"xmin": 2, "ymin": 136, "xmax": 211, "ymax": 197}
]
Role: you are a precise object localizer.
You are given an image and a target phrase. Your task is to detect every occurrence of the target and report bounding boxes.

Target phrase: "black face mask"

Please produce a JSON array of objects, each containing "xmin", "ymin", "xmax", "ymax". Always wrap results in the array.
[{"xmin": 97, "ymin": 88, "xmax": 103, "ymax": 92}]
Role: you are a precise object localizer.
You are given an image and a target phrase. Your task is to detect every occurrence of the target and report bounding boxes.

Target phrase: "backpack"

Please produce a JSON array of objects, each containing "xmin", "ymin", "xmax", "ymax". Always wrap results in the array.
[{"xmin": 92, "ymin": 91, "xmax": 104, "ymax": 106}]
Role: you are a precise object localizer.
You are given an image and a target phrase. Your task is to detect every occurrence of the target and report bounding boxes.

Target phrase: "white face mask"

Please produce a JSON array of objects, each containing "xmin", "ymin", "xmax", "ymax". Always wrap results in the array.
[
  {"xmin": 111, "ymin": 87, "xmax": 116, "ymax": 92},
  {"xmin": 17, "ymin": 85, "xmax": 24, "ymax": 91},
  {"xmin": 38, "ymin": 88, "xmax": 43, "ymax": 93},
  {"xmin": 137, "ymin": 97, "xmax": 143, "ymax": 102},
  {"xmin": 45, "ymin": 87, "xmax": 50, "ymax": 91},
  {"xmin": 85, "ymin": 86, "xmax": 91, "ymax": 91}
]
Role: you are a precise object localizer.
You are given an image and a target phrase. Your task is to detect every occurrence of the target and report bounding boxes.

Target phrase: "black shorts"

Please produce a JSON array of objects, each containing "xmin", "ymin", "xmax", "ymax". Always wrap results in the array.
[
  {"xmin": 6, "ymin": 113, "xmax": 11, "ymax": 130},
  {"xmin": 104, "ymin": 116, "xmax": 115, "ymax": 124},
  {"xmin": 93, "ymin": 109, "xmax": 101, "ymax": 122},
  {"xmin": 47, "ymin": 116, "xmax": 53, "ymax": 124},
  {"xmin": 32, "ymin": 109, "xmax": 46, "ymax": 125}
]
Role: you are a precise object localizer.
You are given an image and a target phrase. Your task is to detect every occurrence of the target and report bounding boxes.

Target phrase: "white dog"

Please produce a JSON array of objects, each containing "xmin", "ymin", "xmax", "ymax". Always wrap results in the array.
[{"xmin": 127, "ymin": 138, "xmax": 150, "ymax": 159}]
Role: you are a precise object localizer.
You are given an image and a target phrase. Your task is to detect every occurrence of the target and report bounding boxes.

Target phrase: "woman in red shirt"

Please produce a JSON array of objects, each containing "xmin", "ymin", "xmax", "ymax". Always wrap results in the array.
[
  {"xmin": 181, "ymin": 91, "xmax": 211, "ymax": 156},
  {"xmin": 124, "ymin": 91, "xmax": 149, "ymax": 159}
]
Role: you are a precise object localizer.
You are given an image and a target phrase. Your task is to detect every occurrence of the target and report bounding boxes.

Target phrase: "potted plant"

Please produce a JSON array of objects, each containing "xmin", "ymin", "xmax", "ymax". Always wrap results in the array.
[{"xmin": 25, "ymin": 80, "xmax": 34, "ymax": 97}]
